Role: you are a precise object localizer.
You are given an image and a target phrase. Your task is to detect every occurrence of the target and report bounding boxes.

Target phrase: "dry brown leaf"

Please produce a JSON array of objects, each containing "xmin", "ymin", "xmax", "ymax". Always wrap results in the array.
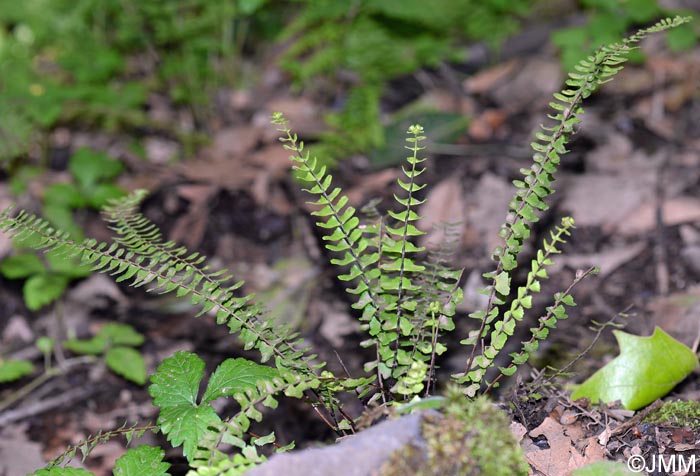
[
  {"xmin": 526, "ymin": 417, "xmax": 605, "ymax": 476},
  {"xmin": 260, "ymin": 96, "xmax": 325, "ymax": 142},
  {"xmin": 464, "ymin": 59, "xmax": 519, "ymax": 94},
  {"xmin": 418, "ymin": 176, "xmax": 466, "ymax": 247},
  {"xmin": 549, "ymin": 242, "xmax": 645, "ymax": 279},
  {"xmin": 176, "ymin": 156, "xmax": 258, "ymax": 190},
  {"xmin": 169, "ymin": 184, "xmax": 218, "ymax": 248},
  {"xmin": 344, "ymin": 168, "xmax": 398, "ymax": 207},
  {"xmin": 561, "ymin": 173, "xmax": 655, "ymax": 230},
  {"xmin": 618, "ymin": 196, "xmax": 700, "ymax": 235},
  {"xmin": 648, "ymin": 286, "xmax": 700, "ymax": 348},
  {"xmin": 492, "ymin": 59, "xmax": 562, "ymax": 112},
  {"xmin": 205, "ymin": 125, "xmax": 262, "ymax": 160},
  {"xmin": 468, "ymin": 108, "xmax": 508, "ymax": 141},
  {"xmin": 467, "ymin": 173, "xmax": 512, "ymax": 252}
]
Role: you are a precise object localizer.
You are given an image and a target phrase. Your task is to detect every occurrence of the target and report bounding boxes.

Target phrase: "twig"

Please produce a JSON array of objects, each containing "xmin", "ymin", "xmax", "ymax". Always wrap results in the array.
[
  {"xmin": 0, "ymin": 386, "xmax": 96, "ymax": 427},
  {"xmin": 610, "ymin": 399, "xmax": 664, "ymax": 437},
  {"xmin": 0, "ymin": 355, "xmax": 96, "ymax": 415}
]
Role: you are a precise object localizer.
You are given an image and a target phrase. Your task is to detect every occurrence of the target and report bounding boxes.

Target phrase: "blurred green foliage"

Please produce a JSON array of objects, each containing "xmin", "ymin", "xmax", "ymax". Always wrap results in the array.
[
  {"xmin": 0, "ymin": 0, "xmax": 280, "ymax": 162},
  {"xmin": 0, "ymin": 249, "xmax": 91, "ymax": 310},
  {"xmin": 281, "ymin": 0, "xmax": 533, "ymax": 164},
  {"xmin": 552, "ymin": 0, "xmax": 698, "ymax": 70},
  {"xmin": 42, "ymin": 148, "xmax": 125, "ymax": 240}
]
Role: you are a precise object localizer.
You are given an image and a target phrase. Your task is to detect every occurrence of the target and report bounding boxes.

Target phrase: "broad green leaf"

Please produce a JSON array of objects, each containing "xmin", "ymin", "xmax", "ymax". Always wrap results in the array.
[
  {"xmin": 64, "ymin": 336, "xmax": 108, "ymax": 355},
  {"xmin": 32, "ymin": 467, "xmax": 95, "ymax": 476},
  {"xmin": 0, "ymin": 252, "xmax": 45, "ymax": 278},
  {"xmin": 106, "ymin": 347, "xmax": 147, "ymax": 385},
  {"xmin": 88, "ymin": 183, "xmax": 126, "ymax": 209},
  {"xmin": 571, "ymin": 461, "xmax": 635, "ymax": 476},
  {"xmin": 202, "ymin": 358, "xmax": 279, "ymax": 403},
  {"xmin": 69, "ymin": 148, "xmax": 124, "ymax": 189},
  {"xmin": 98, "ymin": 323, "xmax": 144, "ymax": 347},
  {"xmin": 149, "ymin": 351, "xmax": 222, "ymax": 460},
  {"xmin": 571, "ymin": 327, "xmax": 698, "ymax": 410},
  {"xmin": 113, "ymin": 446, "xmax": 170, "ymax": 476},
  {"xmin": 0, "ymin": 359, "xmax": 34, "ymax": 382},
  {"xmin": 42, "ymin": 182, "xmax": 86, "ymax": 208},
  {"xmin": 24, "ymin": 274, "xmax": 69, "ymax": 310}
]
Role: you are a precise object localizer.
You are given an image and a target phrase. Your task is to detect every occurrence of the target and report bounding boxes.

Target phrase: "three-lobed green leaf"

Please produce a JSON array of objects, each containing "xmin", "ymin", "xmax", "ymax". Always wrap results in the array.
[
  {"xmin": 149, "ymin": 351, "xmax": 280, "ymax": 461},
  {"xmin": 113, "ymin": 446, "xmax": 170, "ymax": 476}
]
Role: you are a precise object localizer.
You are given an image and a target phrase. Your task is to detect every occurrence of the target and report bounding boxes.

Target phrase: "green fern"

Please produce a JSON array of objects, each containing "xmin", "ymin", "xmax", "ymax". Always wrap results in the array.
[
  {"xmin": 453, "ymin": 16, "xmax": 690, "ymax": 396},
  {"xmin": 272, "ymin": 115, "xmax": 461, "ymax": 398},
  {"xmin": 4, "ymin": 15, "xmax": 691, "ymax": 475}
]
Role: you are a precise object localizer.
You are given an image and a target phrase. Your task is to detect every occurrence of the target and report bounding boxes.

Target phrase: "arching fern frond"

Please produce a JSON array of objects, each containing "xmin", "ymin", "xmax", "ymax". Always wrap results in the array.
[
  {"xmin": 456, "ymin": 16, "xmax": 691, "ymax": 395},
  {"xmin": 0, "ymin": 203, "xmax": 318, "ymax": 375}
]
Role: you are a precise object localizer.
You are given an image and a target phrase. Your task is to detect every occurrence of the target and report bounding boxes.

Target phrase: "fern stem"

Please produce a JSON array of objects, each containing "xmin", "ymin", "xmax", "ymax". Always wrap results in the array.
[{"xmin": 389, "ymin": 133, "xmax": 423, "ymax": 376}]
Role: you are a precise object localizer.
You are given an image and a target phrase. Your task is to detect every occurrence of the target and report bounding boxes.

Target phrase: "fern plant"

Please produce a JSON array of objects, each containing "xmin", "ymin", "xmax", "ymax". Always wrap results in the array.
[{"xmin": 0, "ymin": 16, "xmax": 689, "ymax": 476}]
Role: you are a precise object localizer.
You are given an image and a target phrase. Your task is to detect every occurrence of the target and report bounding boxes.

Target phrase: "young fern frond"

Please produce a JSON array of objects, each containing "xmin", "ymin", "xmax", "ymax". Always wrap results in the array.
[
  {"xmin": 379, "ymin": 125, "xmax": 427, "ymax": 384},
  {"xmin": 456, "ymin": 16, "xmax": 691, "ymax": 395}
]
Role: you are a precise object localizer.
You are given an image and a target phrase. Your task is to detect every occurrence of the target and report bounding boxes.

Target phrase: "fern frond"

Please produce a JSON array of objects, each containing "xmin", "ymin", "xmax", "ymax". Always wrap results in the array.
[
  {"xmin": 379, "ymin": 124, "xmax": 427, "ymax": 384},
  {"xmin": 459, "ymin": 16, "xmax": 691, "ymax": 391},
  {"xmin": 0, "ymin": 204, "xmax": 317, "ymax": 374},
  {"xmin": 454, "ymin": 217, "xmax": 575, "ymax": 395}
]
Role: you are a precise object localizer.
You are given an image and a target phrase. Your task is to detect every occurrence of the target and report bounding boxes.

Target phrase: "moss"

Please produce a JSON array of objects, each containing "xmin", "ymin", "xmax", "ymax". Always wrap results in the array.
[
  {"xmin": 643, "ymin": 400, "xmax": 700, "ymax": 428},
  {"xmin": 380, "ymin": 388, "xmax": 529, "ymax": 476}
]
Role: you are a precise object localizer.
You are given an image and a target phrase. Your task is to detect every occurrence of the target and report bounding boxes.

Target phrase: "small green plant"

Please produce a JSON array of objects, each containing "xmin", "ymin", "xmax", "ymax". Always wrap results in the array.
[
  {"xmin": 0, "ymin": 16, "xmax": 688, "ymax": 475},
  {"xmin": 0, "ymin": 248, "xmax": 91, "ymax": 310},
  {"xmin": 0, "ymin": 148, "xmax": 123, "ymax": 309},
  {"xmin": 0, "ymin": 326, "xmax": 146, "ymax": 422},
  {"xmin": 63, "ymin": 323, "xmax": 148, "ymax": 385},
  {"xmin": 42, "ymin": 147, "xmax": 126, "ymax": 240},
  {"xmin": 0, "ymin": 0, "xmax": 279, "ymax": 162}
]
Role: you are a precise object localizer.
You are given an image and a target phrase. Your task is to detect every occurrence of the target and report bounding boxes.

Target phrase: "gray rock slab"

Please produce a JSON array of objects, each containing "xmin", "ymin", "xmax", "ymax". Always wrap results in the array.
[{"xmin": 245, "ymin": 412, "xmax": 430, "ymax": 476}]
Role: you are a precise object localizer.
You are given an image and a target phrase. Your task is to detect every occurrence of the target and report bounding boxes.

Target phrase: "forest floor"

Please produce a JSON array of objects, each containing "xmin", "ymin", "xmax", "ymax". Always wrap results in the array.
[{"xmin": 1, "ymin": 14, "xmax": 700, "ymax": 476}]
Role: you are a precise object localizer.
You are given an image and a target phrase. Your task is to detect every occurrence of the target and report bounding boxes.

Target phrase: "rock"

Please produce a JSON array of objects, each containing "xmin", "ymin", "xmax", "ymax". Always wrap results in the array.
[{"xmin": 245, "ymin": 413, "xmax": 427, "ymax": 476}]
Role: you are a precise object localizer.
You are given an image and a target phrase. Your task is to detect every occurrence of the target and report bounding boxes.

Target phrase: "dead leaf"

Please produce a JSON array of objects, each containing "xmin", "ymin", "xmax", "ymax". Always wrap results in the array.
[
  {"xmin": 466, "ymin": 173, "xmax": 512, "ymax": 252},
  {"xmin": 648, "ymin": 286, "xmax": 700, "ymax": 348},
  {"xmin": 468, "ymin": 108, "xmax": 508, "ymax": 141},
  {"xmin": 550, "ymin": 242, "xmax": 645, "ymax": 279},
  {"xmin": 0, "ymin": 429, "xmax": 51, "ymax": 476},
  {"xmin": 618, "ymin": 196, "xmax": 700, "ymax": 236},
  {"xmin": 464, "ymin": 59, "xmax": 519, "ymax": 94},
  {"xmin": 561, "ymin": 173, "xmax": 655, "ymax": 230},
  {"xmin": 492, "ymin": 59, "xmax": 562, "ymax": 113},
  {"xmin": 418, "ymin": 176, "xmax": 466, "ymax": 247},
  {"xmin": 260, "ymin": 96, "xmax": 325, "ymax": 142},
  {"xmin": 204, "ymin": 125, "xmax": 262, "ymax": 160},
  {"xmin": 169, "ymin": 184, "xmax": 218, "ymax": 248},
  {"xmin": 526, "ymin": 417, "xmax": 606, "ymax": 476},
  {"xmin": 344, "ymin": 168, "xmax": 398, "ymax": 207}
]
